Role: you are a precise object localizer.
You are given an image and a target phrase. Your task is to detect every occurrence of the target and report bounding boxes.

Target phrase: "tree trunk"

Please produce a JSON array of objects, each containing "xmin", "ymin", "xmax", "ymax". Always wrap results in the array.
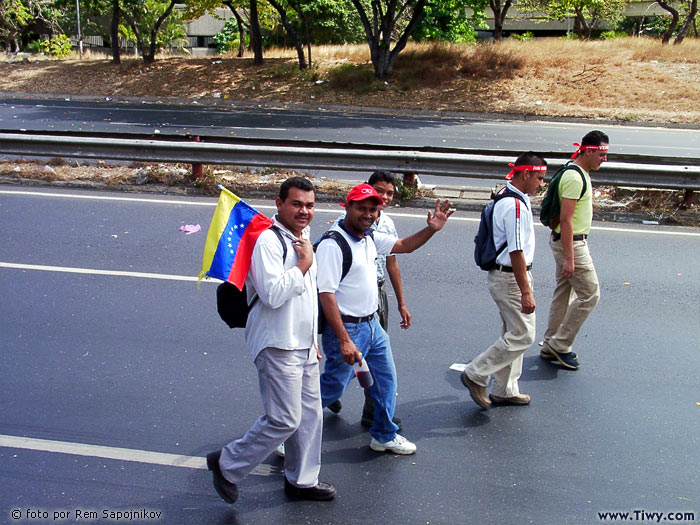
[
  {"xmin": 250, "ymin": 0, "xmax": 263, "ymax": 65},
  {"xmin": 350, "ymin": 0, "xmax": 427, "ymax": 79},
  {"xmin": 656, "ymin": 0, "xmax": 680, "ymax": 44},
  {"xmin": 674, "ymin": 0, "xmax": 698, "ymax": 44},
  {"xmin": 223, "ymin": 1, "xmax": 247, "ymax": 58},
  {"xmin": 146, "ymin": 0, "xmax": 176, "ymax": 64},
  {"xmin": 490, "ymin": 0, "xmax": 512, "ymax": 41},
  {"xmin": 234, "ymin": 10, "xmax": 246, "ymax": 57},
  {"xmin": 111, "ymin": 0, "xmax": 121, "ymax": 64},
  {"xmin": 267, "ymin": 0, "xmax": 306, "ymax": 69}
]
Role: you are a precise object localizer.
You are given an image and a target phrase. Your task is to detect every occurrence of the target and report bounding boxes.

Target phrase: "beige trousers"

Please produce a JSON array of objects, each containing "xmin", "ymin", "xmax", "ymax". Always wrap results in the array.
[
  {"xmin": 465, "ymin": 269, "xmax": 536, "ymax": 398},
  {"xmin": 544, "ymin": 238, "xmax": 600, "ymax": 354}
]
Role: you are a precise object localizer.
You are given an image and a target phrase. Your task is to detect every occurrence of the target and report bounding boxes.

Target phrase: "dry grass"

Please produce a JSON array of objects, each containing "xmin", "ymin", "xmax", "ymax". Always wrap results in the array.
[{"xmin": 1, "ymin": 37, "xmax": 699, "ymax": 122}]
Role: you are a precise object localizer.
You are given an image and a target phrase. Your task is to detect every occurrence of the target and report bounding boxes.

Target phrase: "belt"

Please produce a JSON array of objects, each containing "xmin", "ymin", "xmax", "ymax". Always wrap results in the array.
[
  {"xmin": 552, "ymin": 233, "xmax": 588, "ymax": 242},
  {"xmin": 495, "ymin": 264, "xmax": 532, "ymax": 273},
  {"xmin": 341, "ymin": 313, "xmax": 374, "ymax": 324}
]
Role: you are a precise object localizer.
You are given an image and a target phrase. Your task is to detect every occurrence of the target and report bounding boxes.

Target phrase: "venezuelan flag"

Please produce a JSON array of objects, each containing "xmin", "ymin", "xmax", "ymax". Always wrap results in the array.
[{"xmin": 199, "ymin": 186, "xmax": 273, "ymax": 290}]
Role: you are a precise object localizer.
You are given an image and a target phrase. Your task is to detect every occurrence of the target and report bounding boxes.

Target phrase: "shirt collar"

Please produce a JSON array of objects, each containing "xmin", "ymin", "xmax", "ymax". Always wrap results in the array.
[
  {"xmin": 505, "ymin": 181, "xmax": 528, "ymax": 201},
  {"xmin": 338, "ymin": 219, "xmax": 370, "ymax": 242},
  {"xmin": 272, "ymin": 214, "xmax": 309, "ymax": 241}
]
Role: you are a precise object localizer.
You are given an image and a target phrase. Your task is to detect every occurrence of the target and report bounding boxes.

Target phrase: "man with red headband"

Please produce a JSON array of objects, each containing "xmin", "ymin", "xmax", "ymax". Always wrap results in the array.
[
  {"xmin": 461, "ymin": 152, "xmax": 546, "ymax": 408},
  {"xmin": 541, "ymin": 130, "xmax": 608, "ymax": 370},
  {"xmin": 316, "ymin": 184, "xmax": 454, "ymax": 454}
]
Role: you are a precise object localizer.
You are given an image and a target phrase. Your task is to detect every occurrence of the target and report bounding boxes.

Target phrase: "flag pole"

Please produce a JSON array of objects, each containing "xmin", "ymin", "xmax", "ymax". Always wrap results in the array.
[{"xmin": 217, "ymin": 184, "xmax": 236, "ymax": 198}]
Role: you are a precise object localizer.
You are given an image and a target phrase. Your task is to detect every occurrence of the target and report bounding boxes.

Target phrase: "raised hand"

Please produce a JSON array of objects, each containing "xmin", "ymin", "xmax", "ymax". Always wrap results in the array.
[{"xmin": 426, "ymin": 199, "xmax": 455, "ymax": 232}]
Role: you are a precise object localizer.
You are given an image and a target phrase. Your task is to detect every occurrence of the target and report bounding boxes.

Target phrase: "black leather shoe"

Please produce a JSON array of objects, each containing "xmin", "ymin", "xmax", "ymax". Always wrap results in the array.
[
  {"xmin": 206, "ymin": 450, "xmax": 238, "ymax": 504},
  {"xmin": 284, "ymin": 477, "xmax": 336, "ymax": 501},
  {"xmin": 327, "ymin": 399, "xmax": 342, "ymax": 413}
]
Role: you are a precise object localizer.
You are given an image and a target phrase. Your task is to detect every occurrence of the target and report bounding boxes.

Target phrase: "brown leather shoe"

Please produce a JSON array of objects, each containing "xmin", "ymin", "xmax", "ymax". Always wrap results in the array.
[
  {"xmin": 460, "ymin": 371, "xmax": 491, "ymax": 409},
  {"xmin": 489, "ymin": 393, "xmax": 531, "ymax": 406}
]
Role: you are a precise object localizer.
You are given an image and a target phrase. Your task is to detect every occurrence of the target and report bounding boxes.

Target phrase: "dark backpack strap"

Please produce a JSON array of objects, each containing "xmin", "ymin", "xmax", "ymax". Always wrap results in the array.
[
  {"xmin": 248, "ymin": 225, "xmax": 287, "ymax": 309},
  {"xmin": 563, "ymin": 163, "xmax": 588, "ymax": 200},
  {"xmin": 491, "ymin": 189, "xmax": 527, "ymax": 256},
  {"xmin": 269, "ymin": 225, "xmax": 288, "ymax": 263},
  {"xmin": 314, "ymin": 230, "xmax": 352, "ymax": 281}
]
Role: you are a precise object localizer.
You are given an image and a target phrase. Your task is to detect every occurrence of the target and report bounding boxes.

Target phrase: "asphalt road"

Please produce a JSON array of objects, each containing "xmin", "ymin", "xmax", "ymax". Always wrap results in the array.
[
  {"xmin": 3, "ymin": 97, "xmax": 700, "ymax": 157},
  {"xmin": 1, "ymin": 187, "xmax": 699, "ymax": 524}
]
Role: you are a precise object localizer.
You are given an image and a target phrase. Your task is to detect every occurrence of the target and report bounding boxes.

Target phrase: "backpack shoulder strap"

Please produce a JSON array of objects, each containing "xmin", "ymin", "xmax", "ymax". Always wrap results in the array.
[
  {"xmin": 561, "ymin": 163, "xmax": 588, "ymax": 200},
  {"xmin": 493, "ymin": 188, "xmax": 527, "ymax": 206},
  {"xmin": 269, "ymin": 225, "xmax": 288, "ymax": 262},
  {"xmin": 314, "ymin": 230, "xmax": 352, "ymax": 281}
]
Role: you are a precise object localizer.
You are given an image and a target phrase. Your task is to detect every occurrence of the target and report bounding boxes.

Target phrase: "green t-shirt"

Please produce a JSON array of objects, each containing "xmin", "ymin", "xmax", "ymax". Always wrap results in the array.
[{"xmin": 555, "ymin": 166, "xmax": 592, "ymax": 235}]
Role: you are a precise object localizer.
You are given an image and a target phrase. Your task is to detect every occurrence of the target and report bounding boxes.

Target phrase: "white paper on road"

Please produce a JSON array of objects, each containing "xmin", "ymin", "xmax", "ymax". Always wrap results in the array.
[{"xmin": 449, "ymin": 363, "xmax": 467, "ymax": 372}]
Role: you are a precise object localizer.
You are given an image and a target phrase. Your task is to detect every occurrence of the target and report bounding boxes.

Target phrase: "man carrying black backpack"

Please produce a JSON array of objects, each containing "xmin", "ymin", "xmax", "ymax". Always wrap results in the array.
[
  {"xmin": 540, "ymin": 131, "xmax": 608, "ymax": 371},
  {"xmin": 207, "ymin": 177, "xmax": 336, "ymax": 505},
  {"xmin": 462, "ymin": 152, "xmax": 546, "ymax": 409}
]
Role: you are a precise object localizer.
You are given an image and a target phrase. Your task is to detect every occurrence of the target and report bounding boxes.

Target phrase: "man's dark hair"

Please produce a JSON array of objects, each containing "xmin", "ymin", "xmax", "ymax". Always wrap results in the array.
[
  {"xmin": 279, "ymin": 176, "xmax": 315, "ymax": 201},
  {"xmin": 581, "ymin": 130, "xmax": 609, "ymax": 147},
  {"xmin": 366, "ymin": 170, "xmax": 397, "ymax": 188},
  {"xmin": 514, "ymin": 151, "xmax": 547, "ymax": 168}
]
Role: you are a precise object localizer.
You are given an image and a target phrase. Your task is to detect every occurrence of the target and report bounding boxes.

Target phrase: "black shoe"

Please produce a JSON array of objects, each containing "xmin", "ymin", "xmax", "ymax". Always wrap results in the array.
[
  {"xmin": 360, "ymin": 412, "xmax": 402, "ymax": 431},
  {"xmin": 544, "ymin": 346, "xmax": 580, "ymax": 370},
  {"xmin": 284, "ymin": 477, "xmax": 336, "ymax": 501},
  {"xmin": 206, "ymin": 451, "xmax": 238, "ymax": 504},
  {"xmin": 327, "ymin": 399, "xmax": 342, "ymax": 413}
]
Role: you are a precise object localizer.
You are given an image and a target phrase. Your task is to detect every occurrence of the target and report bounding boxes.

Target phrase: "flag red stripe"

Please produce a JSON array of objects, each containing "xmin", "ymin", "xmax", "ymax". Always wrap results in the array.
[{"xmin": 227, "ymin": 214, "xmax": 273, "ymax": 290}]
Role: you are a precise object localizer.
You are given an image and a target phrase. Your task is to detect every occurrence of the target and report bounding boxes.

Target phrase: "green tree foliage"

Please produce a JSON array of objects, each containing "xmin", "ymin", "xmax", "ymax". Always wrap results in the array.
[
  {"xmin": 213, "ymin": 16, "xmax": 242, "ymax": 52},
  {"xmin": 413, "ymin": 0, "xmax": 486, "ymax": 42},
  {"xmin": 119, "ymin": 0, "xmax": 186, "ymax": 63},
  {"xmin": 517, "ymin": 0, "xmax": 627, "ymax": 39},
  {"xmin": 0, "ymin": 0, "xmax": 60, "ymax": 52}
]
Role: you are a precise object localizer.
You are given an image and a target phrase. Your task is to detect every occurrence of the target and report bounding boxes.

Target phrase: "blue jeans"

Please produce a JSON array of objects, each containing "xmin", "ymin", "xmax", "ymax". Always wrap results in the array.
[{"xmin": 320, "ymin": 316, "xmax": 399, "ymax": 443}]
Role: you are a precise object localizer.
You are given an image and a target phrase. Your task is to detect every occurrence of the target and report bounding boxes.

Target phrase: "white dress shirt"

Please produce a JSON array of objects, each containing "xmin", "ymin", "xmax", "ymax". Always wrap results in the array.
[
  {"xmin": 244, "ymin": 215, "xmax": 317, "ymax": 360},
  {"xmin": 492, "ymin": 182, "xmax": 535, "ymax": 267}
]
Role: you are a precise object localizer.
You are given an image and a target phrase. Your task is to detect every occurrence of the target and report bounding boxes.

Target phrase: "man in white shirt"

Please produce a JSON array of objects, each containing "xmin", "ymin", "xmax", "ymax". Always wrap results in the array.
[
  {"xmin": 207, "ymin": 177, "xmax": 336, "ymax": 504},
  {"xmin": 461, "ymin": 153, "xmax": 547, "ymax": 408},
  {"xmin": 316, "ymin": 184, "xmax": 454, "ymax": 455},
  {"xmin": 325, "ymin": 171, "xmax": 410, "ymax": 430}
]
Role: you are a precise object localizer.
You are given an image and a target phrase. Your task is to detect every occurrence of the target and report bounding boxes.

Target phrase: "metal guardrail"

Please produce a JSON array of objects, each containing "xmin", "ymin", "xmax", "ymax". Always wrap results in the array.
[{"xmin": 1, "ymin": 131, "xmax": 699, "ymax": 191}]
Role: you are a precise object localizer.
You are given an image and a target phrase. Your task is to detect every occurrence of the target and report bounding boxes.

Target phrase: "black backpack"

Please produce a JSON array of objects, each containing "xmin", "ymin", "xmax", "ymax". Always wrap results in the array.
[
  {"xmin": 474, "ymin": 188, "xmax": 526, "ymax": 271},
  {"xmin": 539, "ymin": 162, "xmax": 587, "ymax": 229},
  {"xmin": 216, "ymin": 225, "xmax": 286, "ymax": 329},
  {"xmin": 313, "ymin": 229, "xmax": 359, "ymax": 333}
]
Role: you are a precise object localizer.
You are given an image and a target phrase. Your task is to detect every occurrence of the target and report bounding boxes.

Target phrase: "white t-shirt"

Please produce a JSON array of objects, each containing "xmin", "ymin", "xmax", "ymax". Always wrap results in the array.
[
  {"xmin": 492, "ymin": 182, "xmax": 535, "ymax": 267},
  {"xmin": 316, "ymin": 221, "xmax": 397, "ymax": 317}
]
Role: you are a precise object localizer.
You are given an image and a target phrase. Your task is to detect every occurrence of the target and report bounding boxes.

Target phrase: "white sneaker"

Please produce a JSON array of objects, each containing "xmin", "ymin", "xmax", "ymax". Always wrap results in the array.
[
  {"xmin": 369, "ymin": 434, "xmax": 416, "ymax": 455},
  {"xmin": 274, "ymin": 443, "xmax": 285, "ymax": 458}
]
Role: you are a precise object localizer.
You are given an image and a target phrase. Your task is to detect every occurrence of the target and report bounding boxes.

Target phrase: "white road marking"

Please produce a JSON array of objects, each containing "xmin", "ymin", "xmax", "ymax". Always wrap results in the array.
[
  {"xmin": 0, "ymin": 262, "xmax": 206, "ymax": 282},
  {"xmin": 2, "ymin": 189, "xmax": 699, "ymax": 236},
  {"xmin": 0, "ymin": 434, "xmax": 279, "ymax": 476}
]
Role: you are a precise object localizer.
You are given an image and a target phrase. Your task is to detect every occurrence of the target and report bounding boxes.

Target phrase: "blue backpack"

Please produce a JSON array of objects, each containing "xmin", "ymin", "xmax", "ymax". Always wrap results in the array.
[{"xmin": 474, "ymin": 188, "xmax": 526, "ymax": 271}]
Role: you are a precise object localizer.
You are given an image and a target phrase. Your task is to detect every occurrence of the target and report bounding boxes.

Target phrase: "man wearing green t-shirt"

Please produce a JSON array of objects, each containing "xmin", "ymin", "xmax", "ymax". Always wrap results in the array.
[{"xmin": 541, "ymin": 130, "xmax": 609, "ymax": 370}]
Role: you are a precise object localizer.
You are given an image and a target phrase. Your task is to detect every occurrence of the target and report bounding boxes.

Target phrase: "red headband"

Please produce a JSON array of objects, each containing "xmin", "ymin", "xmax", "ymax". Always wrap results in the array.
[
  {"xmin": 506, "ymin": 164, "xmax": 547, "ymax": 180},
  {"xmin": 572, "ymin": 142, "xmax": 609, "ymax": 159}
]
